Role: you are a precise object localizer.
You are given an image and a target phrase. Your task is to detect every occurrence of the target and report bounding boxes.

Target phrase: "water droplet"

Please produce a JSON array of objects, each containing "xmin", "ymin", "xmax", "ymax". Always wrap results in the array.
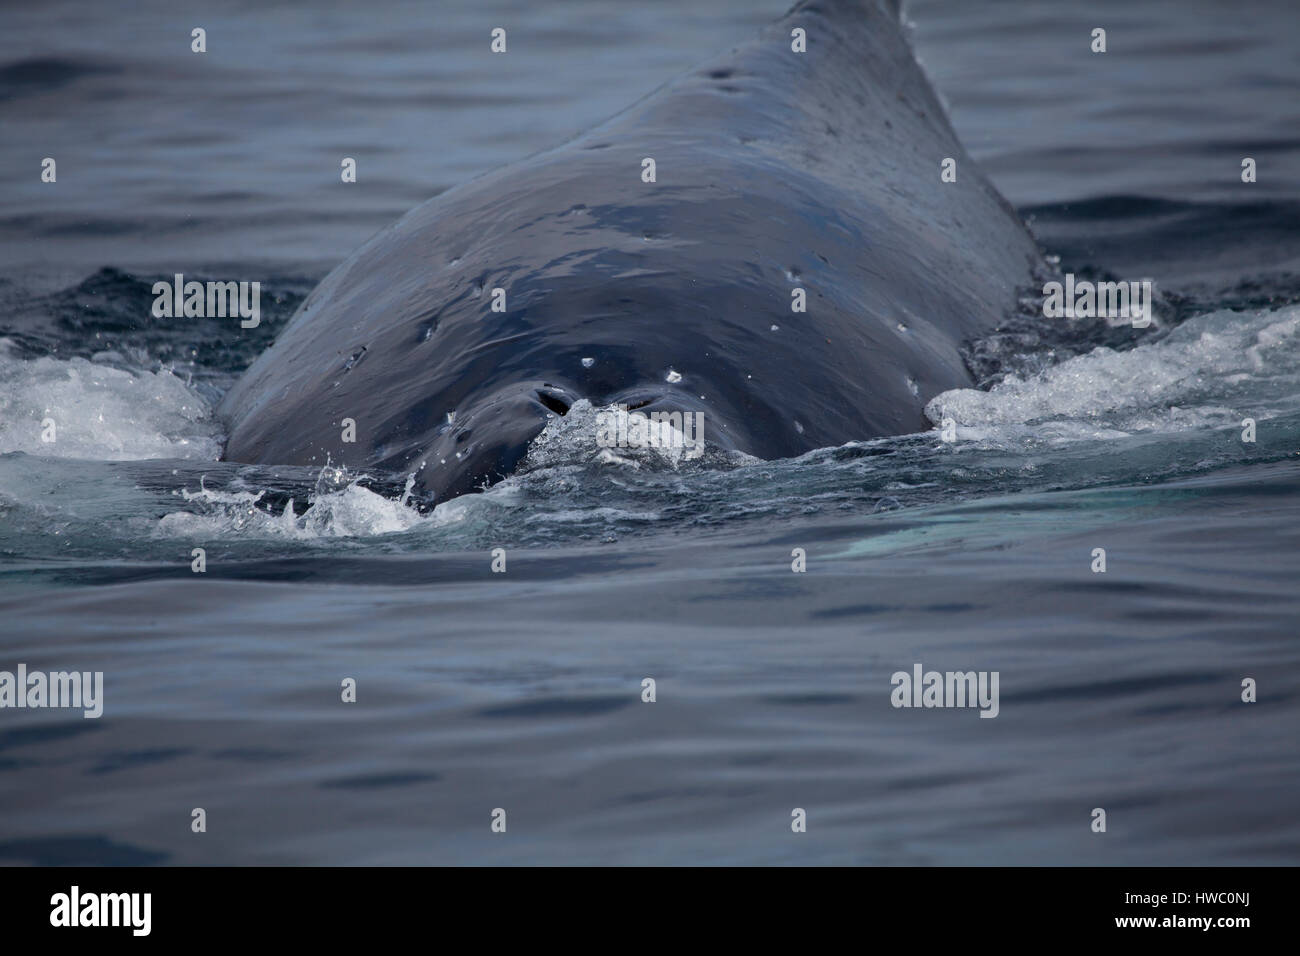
[
  {"xmin": 666, "ymin": 370, "xmax": 682, "ymax": 383},
  {"xmin": 581, "ymin": 357, "xmax": 595, "ymax": 368},
  {"xmin": 770, "ymin": 324, "xmax": 780, "ymax": 331}
]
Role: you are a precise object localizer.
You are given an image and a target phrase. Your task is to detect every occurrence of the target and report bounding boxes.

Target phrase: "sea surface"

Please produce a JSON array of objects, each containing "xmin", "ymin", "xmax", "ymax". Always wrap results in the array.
[{"xmin": 1, "ymin": 0, "xmax": 1298, "ymax": 865}]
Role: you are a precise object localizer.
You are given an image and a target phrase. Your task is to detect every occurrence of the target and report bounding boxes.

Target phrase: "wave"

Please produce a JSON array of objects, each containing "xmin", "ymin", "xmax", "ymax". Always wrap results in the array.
[
  {"xmin": 0, "ymin": 338, "xmax": 222, "ymax": 460},
  {"xmin": 1, "ymin": 305, "xmax": 1297, "ymax": 553},
  {"xmin": 928, "ymin": 306, "xmax": 1300, "ymax": 441}
]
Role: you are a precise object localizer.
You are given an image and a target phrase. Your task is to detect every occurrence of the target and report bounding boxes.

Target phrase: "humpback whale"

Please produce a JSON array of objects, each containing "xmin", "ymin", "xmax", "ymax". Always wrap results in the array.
[{"xmin": 218, "ymin": 0, "xmax": 1042, "ymax": 502}]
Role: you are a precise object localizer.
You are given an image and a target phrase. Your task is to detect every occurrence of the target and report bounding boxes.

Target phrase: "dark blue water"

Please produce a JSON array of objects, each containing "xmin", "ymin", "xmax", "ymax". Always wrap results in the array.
[{"xmin": 1, "ymin": 0, "xmax": 1298, "ymax": 864}]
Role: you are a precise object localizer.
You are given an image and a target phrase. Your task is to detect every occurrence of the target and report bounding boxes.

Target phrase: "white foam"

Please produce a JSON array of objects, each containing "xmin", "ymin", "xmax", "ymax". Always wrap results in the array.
[
  {"xmin": 156, "ymin": 480, "xmax": 431, "ymax": 539},
  {"xmin": 0, "ymin": 341, "xmax": 222, "ymax": 460},
  {"xmin": 926, "ymin": 306, "xmax": 1300, "ymax": 439},
  {"xmin": 151, "ymin": 468, "xmax": 528, "ymax": 540},
  {"xmin": 522, "ymin": 398, "xmax": 754, "ymax": 472}
]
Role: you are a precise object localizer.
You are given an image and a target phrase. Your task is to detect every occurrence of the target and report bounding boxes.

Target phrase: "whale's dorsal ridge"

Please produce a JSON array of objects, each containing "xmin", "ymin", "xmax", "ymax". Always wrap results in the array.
[
  {"xmin": 785, "ymin": 0, "xmax": 900, "ymax": 22},
  {"xmin": 606, "ymin": 0, "xmax": 961, "ymax": 179}
]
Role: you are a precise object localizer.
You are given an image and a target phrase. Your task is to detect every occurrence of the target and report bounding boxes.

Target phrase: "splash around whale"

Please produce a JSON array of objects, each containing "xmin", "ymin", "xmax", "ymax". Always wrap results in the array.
[{"xmin": 217, "ymin": 0, "xmax": 1042, "ymax": 503}]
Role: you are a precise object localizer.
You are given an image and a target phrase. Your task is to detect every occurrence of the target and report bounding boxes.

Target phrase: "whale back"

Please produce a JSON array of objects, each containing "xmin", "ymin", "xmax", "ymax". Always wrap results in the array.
[{"xmin": 218, "ymin": 0, "xmax": 1041, "ymax": 501}]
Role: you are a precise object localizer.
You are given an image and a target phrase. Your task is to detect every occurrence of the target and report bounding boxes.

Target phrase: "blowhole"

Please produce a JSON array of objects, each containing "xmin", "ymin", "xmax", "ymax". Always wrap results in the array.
[{"xmin": 536, "ymin": 391, "xmax": 571, "ymax": 416}]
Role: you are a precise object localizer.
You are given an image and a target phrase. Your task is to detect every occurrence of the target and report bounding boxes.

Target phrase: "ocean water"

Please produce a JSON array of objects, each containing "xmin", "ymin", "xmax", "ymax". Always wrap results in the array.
[{"xmin": 1, "ymin": 0, "xmax": 1298, "ymax": 865}]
